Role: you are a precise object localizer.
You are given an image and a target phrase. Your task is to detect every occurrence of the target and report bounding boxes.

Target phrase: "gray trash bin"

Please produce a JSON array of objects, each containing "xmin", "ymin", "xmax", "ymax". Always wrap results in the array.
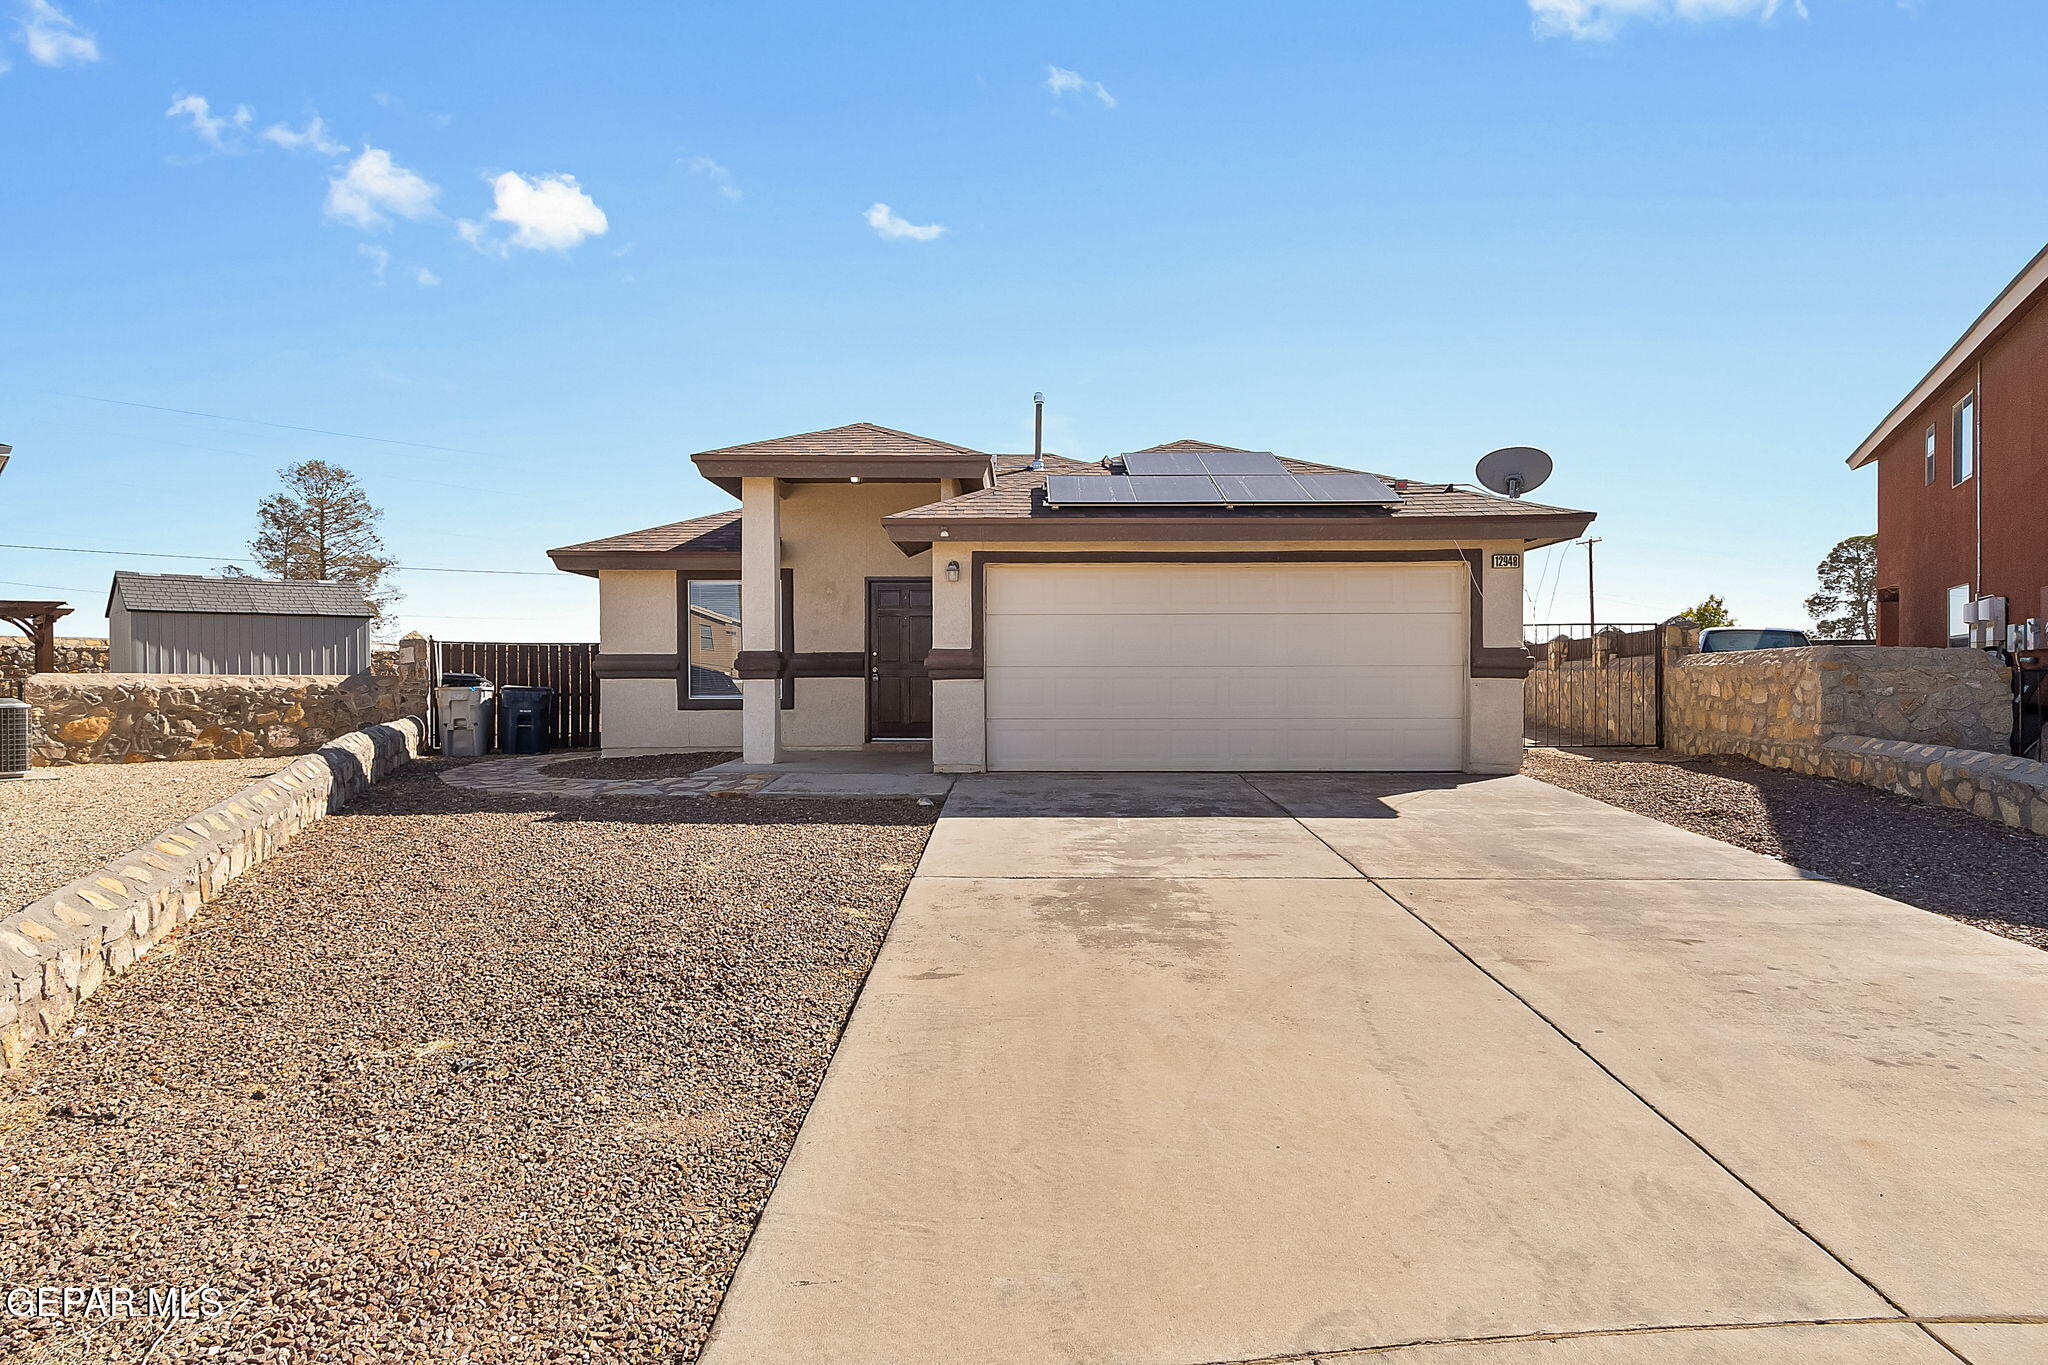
[{"xmin": 435, "ymin": 679, "xmax": 496, "ymax": 757}]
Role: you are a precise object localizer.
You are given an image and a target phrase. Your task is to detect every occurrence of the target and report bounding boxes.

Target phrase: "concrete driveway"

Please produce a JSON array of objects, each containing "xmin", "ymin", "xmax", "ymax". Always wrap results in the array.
[{"xmin": 698, "ymin": 773, "xmax": 2048, "ymax": 1365}]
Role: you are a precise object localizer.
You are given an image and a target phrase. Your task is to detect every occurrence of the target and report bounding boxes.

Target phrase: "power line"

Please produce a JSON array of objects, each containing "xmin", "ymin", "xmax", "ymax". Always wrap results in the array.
[
  {"xmin": 26, "ymin": 418, "xmax": 546, "ymax": 502},
  {"xmin": 0, "ymin": 541, "xmax": 566, "ymax": 578},
  {"xmin": 48, "ymin": 391, "xmax": 514, "ymax": 460}
]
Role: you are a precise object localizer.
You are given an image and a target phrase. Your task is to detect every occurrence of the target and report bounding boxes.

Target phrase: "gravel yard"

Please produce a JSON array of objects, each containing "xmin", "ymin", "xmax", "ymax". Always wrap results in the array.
[
  {"xmin": 0, "ymin": 758, "xmax": 292, "ymax": 913},
  {"xmin": 1525, "ymin": 747, "xmax": 2048, "ymax": 951},
  {"xmin": 0, "ymin": 761, "xmax": 935, "ymax": 1363}
]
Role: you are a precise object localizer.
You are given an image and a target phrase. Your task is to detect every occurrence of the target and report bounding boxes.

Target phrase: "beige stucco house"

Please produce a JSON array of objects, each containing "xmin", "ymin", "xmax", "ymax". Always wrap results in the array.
[{"xmin": 548, "ymin": 424, "xmax": 1593, "ymax": 773}]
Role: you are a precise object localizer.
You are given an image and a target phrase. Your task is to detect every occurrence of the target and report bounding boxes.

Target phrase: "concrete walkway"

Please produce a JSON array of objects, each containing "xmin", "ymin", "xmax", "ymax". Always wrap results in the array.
[{"xmin": 698, "ymin": 772, "xmax": 2048, "ymax": 1365}]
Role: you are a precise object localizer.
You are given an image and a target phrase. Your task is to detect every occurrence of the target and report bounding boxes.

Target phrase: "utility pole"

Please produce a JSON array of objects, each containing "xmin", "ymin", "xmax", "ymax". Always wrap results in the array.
[{"xmin": 1581, "ymin": 537, "xmax": 1602, "ymax": 626}]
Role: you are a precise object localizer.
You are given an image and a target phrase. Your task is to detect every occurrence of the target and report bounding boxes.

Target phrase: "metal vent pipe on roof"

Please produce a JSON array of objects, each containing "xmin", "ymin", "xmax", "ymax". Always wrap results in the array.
[{"xmin": 1031, "ymin": 392, "xmax": 1044, "ymax": 471}]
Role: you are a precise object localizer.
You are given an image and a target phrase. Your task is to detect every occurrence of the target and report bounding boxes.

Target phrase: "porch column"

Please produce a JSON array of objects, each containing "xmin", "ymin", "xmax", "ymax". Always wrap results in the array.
[
  {"xmin": 740, "ymin": 476, "xmax": 784, "ymax": 764},
  {"xmin": 1467, "ymin": 544, "xmax": 1527, "ymax": 774}
]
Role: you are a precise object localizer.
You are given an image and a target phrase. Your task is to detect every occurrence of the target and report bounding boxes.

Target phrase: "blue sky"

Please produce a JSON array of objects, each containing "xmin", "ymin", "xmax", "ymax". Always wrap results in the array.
[{"xmin": 3, "ymin": 0, "xmax": 2044, "ymax": 639}]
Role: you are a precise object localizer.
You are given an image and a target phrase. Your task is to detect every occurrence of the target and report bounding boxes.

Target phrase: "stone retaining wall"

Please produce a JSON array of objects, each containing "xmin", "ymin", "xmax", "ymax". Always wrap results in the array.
[
  {"xmin": 1, "ymin": 636, "xmax": 108, "ymax": 692},
  {"xmin": 20, "ymin": 636, "xmax": 434, "ymax": 766},
  {"xmin": 23, "ymin": 673, "xmax": 413, "ymax": 766},
  {"xmin": 1665, "ymin": 646, "xmax": 2013, "ymax": 757},
  {"xmin": 0, "ymin": 716, "xmax": 423, "ymax": 1070},
  {"xmin": 1816, "ymin": 736, "xmax": 2048, "ymax": 836},
  {"xmin": 1661, "ymin": 646, "xmax": 2039, "ymax": 833}
]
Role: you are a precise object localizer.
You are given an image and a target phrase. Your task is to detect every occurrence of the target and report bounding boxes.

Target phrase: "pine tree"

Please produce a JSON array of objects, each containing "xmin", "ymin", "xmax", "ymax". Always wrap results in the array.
[
  {"xmin": 1803, "ymin": 534, "xmax": 1877, "ymax": 638},
  {"xmin": 242, "ymin": 461, "xmax": 400, "ymax": 622}
]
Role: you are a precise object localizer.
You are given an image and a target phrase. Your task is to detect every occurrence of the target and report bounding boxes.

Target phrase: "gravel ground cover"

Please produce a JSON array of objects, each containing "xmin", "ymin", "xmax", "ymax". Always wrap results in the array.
[
  {"xmin": 0, "ymin": 758, "xmax": 291, "ymax": 913},
  {"xmin": 1524, "ymin": 747, "xmax": 2048, "ymax": 951},
  {"xmin": 0, "ymin": 761, "xmax": 935, "ymax": 1363},
  {"xmin": 541, "ymin": 753, "xmax": 740, "ymax": 781}
]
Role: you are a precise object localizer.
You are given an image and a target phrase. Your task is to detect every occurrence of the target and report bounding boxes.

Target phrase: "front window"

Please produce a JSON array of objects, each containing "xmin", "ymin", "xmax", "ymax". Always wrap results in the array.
[
  {"xmin": 1923, "ymin": 425, "xmax": 1936, "ymax": 484},
  {"xmin": 686, "ymin": 580, "xmax": 742, "ymax": 699},
  {"xmin": 1952, "ymin": 393, "xmax": 1975, "ymax": 484},
  {"xmin": 1947, "ymin": 584, "xmax": 1970, "ymax": 646}
]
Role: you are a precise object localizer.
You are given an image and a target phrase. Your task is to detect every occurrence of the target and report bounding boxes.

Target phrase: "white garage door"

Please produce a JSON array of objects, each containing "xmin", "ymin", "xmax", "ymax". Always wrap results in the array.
[{"xmin": 983, "ymin": 562, "xmax": 1468, "ymax": 771}]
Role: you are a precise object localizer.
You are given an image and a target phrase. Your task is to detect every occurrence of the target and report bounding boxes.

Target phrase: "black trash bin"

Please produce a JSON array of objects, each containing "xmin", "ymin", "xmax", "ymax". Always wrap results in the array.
[{"xmin": 497, "ymin": 686, "xmax": 556, "ymax": 755}]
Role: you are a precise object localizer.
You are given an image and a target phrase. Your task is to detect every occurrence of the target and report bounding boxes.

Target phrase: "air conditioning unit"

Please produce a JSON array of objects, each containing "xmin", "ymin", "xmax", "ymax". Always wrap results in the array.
[{"xmin": 0, "ymin": 697, "xmax": 31, "ymax": 779}]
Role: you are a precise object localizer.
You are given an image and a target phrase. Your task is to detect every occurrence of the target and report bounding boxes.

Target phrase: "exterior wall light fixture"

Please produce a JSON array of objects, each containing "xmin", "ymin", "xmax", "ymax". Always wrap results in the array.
[{"xmin": 945, "ymin": 560, "xmax": 961, "ymax": 583}]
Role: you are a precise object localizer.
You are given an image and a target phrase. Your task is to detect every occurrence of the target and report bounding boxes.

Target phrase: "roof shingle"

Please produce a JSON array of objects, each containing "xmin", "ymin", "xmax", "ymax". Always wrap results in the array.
[
  {"xmin": 109, "ymin": 572, "xmax": 374, "ymax": 617},
  {"xmin": 693, "ymin": 422, "xmax": 984, "ymax": 460},
  {"xmin": 549, "ymin": 508, "xmax": 741, "ymax": 556}
]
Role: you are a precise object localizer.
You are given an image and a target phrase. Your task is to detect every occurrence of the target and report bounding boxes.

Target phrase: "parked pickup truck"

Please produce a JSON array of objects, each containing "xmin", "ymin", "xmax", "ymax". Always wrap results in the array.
[{"xmin": 1697, "ymin": 627, "xmax": 1813, "ymax": 652}]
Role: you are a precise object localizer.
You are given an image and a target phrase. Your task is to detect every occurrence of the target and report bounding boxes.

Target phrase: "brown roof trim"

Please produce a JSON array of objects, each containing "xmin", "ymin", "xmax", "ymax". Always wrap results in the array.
[
  {"xmin": 884, "ymin": 510, "xmax": 1594, "ymax": 555},
  {"xmin": 548, "ymin": 551, "xmax": 741, "ymax": 578},
  {"xmin": 694, "ymin": 455, "xmax": 990, "ymax": 497}
]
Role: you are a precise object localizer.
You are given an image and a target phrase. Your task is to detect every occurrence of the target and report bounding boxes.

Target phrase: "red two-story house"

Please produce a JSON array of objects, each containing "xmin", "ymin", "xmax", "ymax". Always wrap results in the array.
[{"xmin": 1850, "ymin": 244, "xmax": 2048, "ymax": 648}]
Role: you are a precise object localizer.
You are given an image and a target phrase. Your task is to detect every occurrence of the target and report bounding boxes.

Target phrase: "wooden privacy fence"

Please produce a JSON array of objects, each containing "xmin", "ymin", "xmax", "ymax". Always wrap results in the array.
[{"xmin": 431, "ymin": 640, "xmax": 600, "ymax": 748}]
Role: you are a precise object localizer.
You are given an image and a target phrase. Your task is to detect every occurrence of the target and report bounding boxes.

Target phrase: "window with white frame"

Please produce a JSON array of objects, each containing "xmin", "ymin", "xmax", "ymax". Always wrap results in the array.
[
  {"xmin": 1952, "ymin": 393, "xmax": 1975, "ymax": 485},
  {"xmin": 1923, "ymin": 425, "xmax": 1936, "ymax": 484},
  {"xmin": 1947, "ymin": 584, "xmax": 1971, "ymax": 647}
]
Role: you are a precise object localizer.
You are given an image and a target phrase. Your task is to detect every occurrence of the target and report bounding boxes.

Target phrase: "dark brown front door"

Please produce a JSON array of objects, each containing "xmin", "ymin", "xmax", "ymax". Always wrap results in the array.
[{"xmin": 868, "ymin": 578, "xmax": 933, "ymax": 740}]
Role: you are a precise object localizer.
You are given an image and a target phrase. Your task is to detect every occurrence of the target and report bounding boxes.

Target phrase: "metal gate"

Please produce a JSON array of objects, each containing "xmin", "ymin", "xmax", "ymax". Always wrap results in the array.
[
  {"xmin": 430, "ymin": 640, "xmax": 600, "ymax": 748},
  {"xmin": 1522, "ymin": 622, "xmax": 1666, "ymax": 748}
]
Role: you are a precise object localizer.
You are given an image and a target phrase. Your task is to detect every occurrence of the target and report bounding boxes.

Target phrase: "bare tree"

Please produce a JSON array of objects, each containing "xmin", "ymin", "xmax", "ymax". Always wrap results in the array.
[{"xmin": 244, "ymin": 460, "xmax": 401, "ymax": 622}]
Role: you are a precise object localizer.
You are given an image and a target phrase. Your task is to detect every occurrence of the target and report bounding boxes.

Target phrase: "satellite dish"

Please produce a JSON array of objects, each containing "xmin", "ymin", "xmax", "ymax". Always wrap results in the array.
[{"xmin": 1476, "ymin": 446, "xmax": 1552, "ymax": 499}]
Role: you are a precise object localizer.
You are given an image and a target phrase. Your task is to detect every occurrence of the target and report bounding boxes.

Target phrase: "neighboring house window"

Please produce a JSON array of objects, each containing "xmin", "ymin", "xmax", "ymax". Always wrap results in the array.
[
  {"xmin": 1952, "ymin": 393, "xmax": 1975, "ymax": 485},
  {"xmin": 1947, "ymin": 584, "xmax": 1971, "ymax": 647},
  {"xmin": 686, "ymin": 581, "xmax": 742, "ymax": 700},
  {"xmin": 1923, "ymin": 425, "xmax": 1936, "ymax": 484}
]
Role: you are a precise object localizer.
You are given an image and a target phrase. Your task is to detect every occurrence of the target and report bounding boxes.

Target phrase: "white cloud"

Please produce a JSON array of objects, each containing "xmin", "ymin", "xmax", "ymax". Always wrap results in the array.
[
  {"xmin": 166, "ymin": 93, "xmax": 252, "ymax": 150},
  {"xmin": 358, "ymin": 243, "xmax": 390, "ymax": 285},
  {"xmin": 18, "ymin": 0, "xmax": 97, "ymax": 66},
  {"xmin": 325, "ymin": 146, "xmax": 439, "ymax": 229},
  {"xmin": 684, "ymin": 154, "xmax": 741, "ymax": 200},
  {"xmin": 416, "ymin": 266, "xmax": 440, "ymax": 286},
  {"xmin": 1530, "ymin": 0, "xmax": 1807, "ymax": 40},
  {"xmin": 262, "ymin": 114, "xmax": 347, "ymax": 157},
  {"xmin": 483, "ymin": 170, "xmax": 608, "ymax": 251},
  {"xmin": 1045, "ymin": 64, "xmax": 1115, "ymax": 108},
  {"xmin": 864, "ymin": 202, "xmax": 946, "ymax": 243}
]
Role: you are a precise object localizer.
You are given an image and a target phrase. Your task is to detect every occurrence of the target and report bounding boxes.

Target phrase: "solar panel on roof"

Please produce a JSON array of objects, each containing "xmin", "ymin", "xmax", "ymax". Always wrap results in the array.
[
  {"xmin": 1299, "ymin": 473, "xmax": 1400, "ymax": 503},
  {"xmin": 1043, "ymin": 474, "xmax": 1137, "ymax": 505},
  {"xmin": 1130, "ymin": 475, "xmax": 1226, "ymax": 503},
  {"xmin": 1193, "ymin": 451, "xmax": 1287, "ymax": 476},
  {"xmin": 1211, "ymin": 475, "xmax": 1312, "ymax": 503},
  {"xmin": 1117, "ymin": 450, "xmax": 1207, "ymax": 476},
  {"xmin": 1043, "ymin": 470, "xmax": 1400, "ymax": 509},
  {"xmin": 1120, "ymin": 450, "xmax": 1286, "ymax": 477}
]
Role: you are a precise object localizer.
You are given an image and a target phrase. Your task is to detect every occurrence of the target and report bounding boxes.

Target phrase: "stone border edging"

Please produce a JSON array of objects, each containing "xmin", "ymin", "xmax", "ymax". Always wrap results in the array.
[
  {"xmin": 1821, "ymin": 735, "xmax": 2048, "ymax": 836},
  {"xmin": 0, "ymin": 716, "xmax": 424, "ymax": 1070}
]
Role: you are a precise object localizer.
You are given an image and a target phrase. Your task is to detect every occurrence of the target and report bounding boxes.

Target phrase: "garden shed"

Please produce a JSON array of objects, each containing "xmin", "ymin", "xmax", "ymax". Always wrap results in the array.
[{"xmin": 107, "ymin": 571, "xmax": 375, "ymax": 674}]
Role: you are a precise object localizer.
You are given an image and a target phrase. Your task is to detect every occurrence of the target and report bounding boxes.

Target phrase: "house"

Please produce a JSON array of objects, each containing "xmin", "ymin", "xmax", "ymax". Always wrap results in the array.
[
  {"xmin": 547, "ymin": 423, "xmax": 1594, "ymax": 773},
  {"xmin": 1848, "ymin": 243, "xmax": 2048, "ymax": 648},
  {"xmin": 107, "ymin": 571, "xmax": 375, "ymax": 674}
]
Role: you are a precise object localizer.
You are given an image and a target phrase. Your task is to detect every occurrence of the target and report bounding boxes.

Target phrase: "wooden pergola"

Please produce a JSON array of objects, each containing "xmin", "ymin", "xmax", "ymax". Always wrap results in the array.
[{"xmin": 1, "ymin": 600, "xmax": 72, "ymax": 674}]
